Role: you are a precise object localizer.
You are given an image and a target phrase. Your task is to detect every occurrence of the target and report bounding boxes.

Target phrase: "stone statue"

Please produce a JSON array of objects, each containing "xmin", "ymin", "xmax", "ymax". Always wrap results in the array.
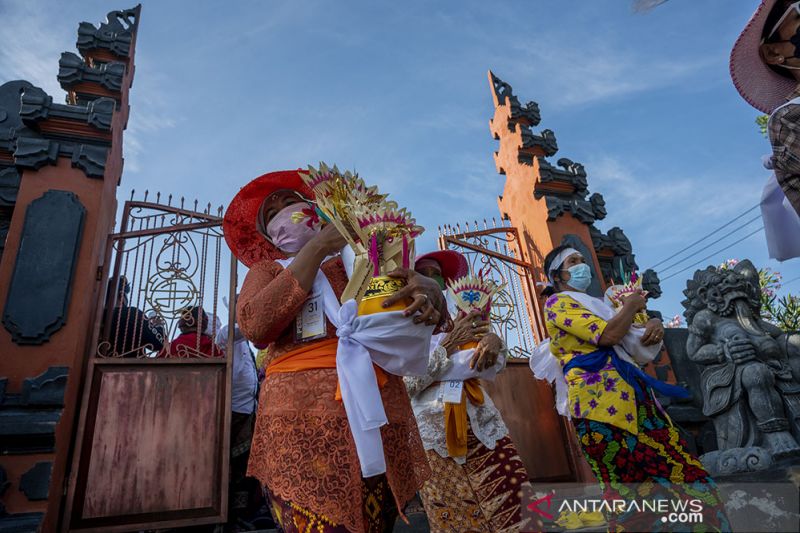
[{"xmin": 682, "ymin": 260, "xmax": 800, "ymax": 464}]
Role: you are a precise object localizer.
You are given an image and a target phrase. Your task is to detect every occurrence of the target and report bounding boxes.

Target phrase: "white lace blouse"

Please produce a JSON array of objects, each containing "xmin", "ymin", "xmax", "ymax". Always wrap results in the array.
[{"xmin": 404, "ymin": 335, "xmax": 509, "ymax": 464}]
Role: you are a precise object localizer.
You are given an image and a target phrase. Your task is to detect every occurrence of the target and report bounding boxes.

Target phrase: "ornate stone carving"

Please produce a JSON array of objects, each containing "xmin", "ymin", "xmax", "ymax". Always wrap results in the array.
[
  {"xmin": 642, "ymin": 269, "xmax": 662, "ymax": 299},
  {"xmin": 488, "ymin": 72, "xmax": 541, "ymax": 125},
  {"xmin": 22, "ymin": 367, "xmax": 68, "ymax": 406},
  {"xmin": 521, "ymin": 127, "xmax": 558, "ymax": 157},
  {"xmin": 700, "ymin": 446, "xmax": 772, "ymax": 477},
  {"xmin": 682, "ymin": 259, "xmax": 800, "ymax": 464},
  {"xmin": 19, "ymin": 462, "xmax": 52, "ymax": 501},
  {"xmin": 58, "ymin": 52, "xmax": 125, "ymax": 92},
  {"xmin": 540, "ymin": 194, "xmax": 599, "ymax": 225},
  {"xmin": 70, "ymin": 144, "xmax": 108, "ymax": 178},
  {"xmin": 0, "ymin": 168, "xmax": 20, "ymax": 207},
  {"xmin": 0, "ymin": 367, "xmax": 68, "ymax": 455},
  {"xmin": 20, "ymin": 86, "xmax": 114, "ymax": 131},
  {"xmin": 2, "ymin": 191, "xmax": 86, "ymax": 344},
  {"xmin": 538, "ymin": 157, "xmax": 588, "ymax": 195},
  {"xmin": 588, "ymin": 193, "xmax": 606, "ymax": 221},
  {"xmin": 77, "ymin": 5, "xmax": 141, "ymax": 59},
  {"xmin": 13, "ymin": 137, "xmax": 59, "ymax": 169},
  {"xmin": 0, "ymin": 81, "xmax": 111, "ymax": 179}
]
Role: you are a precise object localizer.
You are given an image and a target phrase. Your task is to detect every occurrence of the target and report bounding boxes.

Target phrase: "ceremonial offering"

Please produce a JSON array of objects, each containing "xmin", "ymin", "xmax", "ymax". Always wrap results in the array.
[
  {"xmin": 298, "ymin": 162, "xmax": 424, "ymax": 313},
  {"xmin": 605, "ymin": 270, "xmax": 650, "ymax": 325},
  {"xmin": 447, "ymin": 274, "xmax": 504, "ymax": 349}
]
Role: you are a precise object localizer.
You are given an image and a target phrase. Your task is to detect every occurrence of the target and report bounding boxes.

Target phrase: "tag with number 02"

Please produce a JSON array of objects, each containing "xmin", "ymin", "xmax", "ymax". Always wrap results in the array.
[
  {"xmin": 295, "ymin": 291, "xmax": 327, "ymax": 342},
  {"xmin": 442, "ymin": 380, "xmax": 464, "ymax": 403}
]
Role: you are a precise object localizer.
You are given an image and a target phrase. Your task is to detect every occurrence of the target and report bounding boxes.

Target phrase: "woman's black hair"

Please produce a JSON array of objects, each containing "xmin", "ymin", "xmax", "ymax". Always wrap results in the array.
[{"xmin": 541, "ymin": 245, "xmax": 572, "ymax": 297}]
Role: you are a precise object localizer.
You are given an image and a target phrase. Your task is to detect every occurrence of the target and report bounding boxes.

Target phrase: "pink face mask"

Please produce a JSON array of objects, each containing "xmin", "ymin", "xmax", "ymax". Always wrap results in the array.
[{"xmin": 265, "ymin": 203, "xmax": 319, "ymax": 254}]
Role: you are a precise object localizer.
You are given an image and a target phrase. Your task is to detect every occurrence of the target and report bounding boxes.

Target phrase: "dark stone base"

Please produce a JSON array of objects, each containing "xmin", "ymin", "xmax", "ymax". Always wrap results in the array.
[
  {"xmin": 714, "ymin": 459, "xmax": 800, "ymax": 533},
  {"xmin": 0, "ymin": 512, "xmax": 43, "ymax": 533}
]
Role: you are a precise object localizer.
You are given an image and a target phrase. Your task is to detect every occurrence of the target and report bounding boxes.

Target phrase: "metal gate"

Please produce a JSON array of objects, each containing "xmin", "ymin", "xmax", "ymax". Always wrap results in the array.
[
  {"xmin": 64, "ymin": 193, "xmax": 237, "ymax": 532},
  {"xmin": 438, "ymin": 218, "xmax": 590, "ymax": 482},
  {"xmin": 437, "ymin": 218, "xmax": 543, "ymax": 351}
]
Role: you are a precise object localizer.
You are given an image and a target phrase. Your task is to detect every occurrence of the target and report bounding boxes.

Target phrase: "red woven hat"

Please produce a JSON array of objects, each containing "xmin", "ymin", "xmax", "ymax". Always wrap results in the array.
[
  {"xmin": 731, "ymin": 0, "xmax": 798, "ymax": 114},
  {"xmin": 414, "ymin": 250, "xmax": 468, "ymax": 282},
  {"xmin": 223, "ymin": 169, "xmax": 312, "ymax": 267}
]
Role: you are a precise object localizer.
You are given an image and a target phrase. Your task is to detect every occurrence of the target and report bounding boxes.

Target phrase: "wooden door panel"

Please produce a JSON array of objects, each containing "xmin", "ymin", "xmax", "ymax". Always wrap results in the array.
[
  {"xmin": 482, "ymin": 360, "xmax": 578, "ymax": 482},
  {"xmin": 67, "ymin": 359, "xmax": 228, "ymax": 531}
]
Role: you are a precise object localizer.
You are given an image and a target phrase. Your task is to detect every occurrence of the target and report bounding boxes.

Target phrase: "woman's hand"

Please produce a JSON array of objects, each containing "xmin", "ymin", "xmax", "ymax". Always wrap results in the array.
[
  {"xmin": 620, "ymin": 290, "xmax": 647, "ymax": 313},
  {"xmin": 470, "ymin": 332, "xmax": 503, "ymax": 371},
  {"xmin": 640, "ymin": 318, "xmax": 664, "ymax": 346},
  {"xmin": 640, "ymin": 317, "xmax": 664, "ymax": 346},
  {"xmin": 441, "ymin": 310, "xmax": 488, "ymax": 355},
  {"xmin": 310, "ymin": 224, "xmax": 348, "ymax": 257},
  {"xmin": 382, "ymin": 268, "xmax": 446, "ymax": 327}
]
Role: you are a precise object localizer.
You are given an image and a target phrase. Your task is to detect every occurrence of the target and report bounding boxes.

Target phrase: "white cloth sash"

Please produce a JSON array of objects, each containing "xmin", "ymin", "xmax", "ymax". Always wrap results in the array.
[
  {"xmin": 276, "ymin": 257, "xmax": 432, "ymax": 477},
  {"xmin": 528, "ymin": 291, "xmax": 661, "ymax": 418}
]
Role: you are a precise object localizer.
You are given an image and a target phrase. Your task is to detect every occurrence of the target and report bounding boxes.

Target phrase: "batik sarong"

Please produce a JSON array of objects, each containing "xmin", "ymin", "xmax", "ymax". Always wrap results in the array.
[
  {"xmin": 572, "ymin": 392, "xmax": 730, "ymax": 532},
  {"xmin": 418, "ymin": 432, "xmax": 537, "ymax": 533},
  {"xmin": 266, "ymin": 475, "xmax": 397, "ymax": 533}
]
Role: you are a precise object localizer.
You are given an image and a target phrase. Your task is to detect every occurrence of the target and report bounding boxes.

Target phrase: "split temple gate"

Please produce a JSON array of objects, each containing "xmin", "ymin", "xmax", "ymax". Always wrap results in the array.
[
  {"xmin": 1, "ymin": 6, "xmax": 233, "ymax": 532},
  {"xmin": 438, "ymin": 71, "xmax": 674, "ymax": 483},
  {"xmin": 0, "ymin": 5, "xmax": 683, "ymax": 532}
]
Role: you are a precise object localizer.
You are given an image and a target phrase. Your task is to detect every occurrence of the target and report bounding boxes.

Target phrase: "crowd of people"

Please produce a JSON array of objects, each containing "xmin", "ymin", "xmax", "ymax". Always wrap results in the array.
[
  {"xmin": 100, "ymin": 2, "xmax": 800, "ymax": 530},
  {"xmin": 211, "ymin": 167, "xmax": 733, "ymax": 533}
]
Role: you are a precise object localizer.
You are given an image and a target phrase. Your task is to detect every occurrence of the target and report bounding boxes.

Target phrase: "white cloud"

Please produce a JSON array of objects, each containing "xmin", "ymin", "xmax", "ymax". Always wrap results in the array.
[{"xmin": 0, "ymin": 0, "xmax": 71, "ymax": 98}]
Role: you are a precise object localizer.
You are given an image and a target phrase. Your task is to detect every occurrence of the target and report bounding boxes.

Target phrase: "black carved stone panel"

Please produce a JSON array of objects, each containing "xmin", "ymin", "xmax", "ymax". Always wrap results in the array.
[
  {"xmin": 22, "ymin": 367, "xmax": 68, "ymax": 406},
  {"xmin": 77, "ymin": 5, "xmax": 141, "ymax": 59},
  {"xmin": 3, "ymin": 191, "xmax": 85, "ymax": 344},
  {"xmin": 561, "ymin": 234, "xmax": 603, "ymax": 298},
  {"xmin": 0, "ymin": 367, "xmax": 67, "ymax": 455},
  {"xmin": 19, "ymin": 462, "xmax": 52, "ymax": 501},
  {"xmin": 0, "ymin": 513, "xmax": 44, "ymax": 533}
]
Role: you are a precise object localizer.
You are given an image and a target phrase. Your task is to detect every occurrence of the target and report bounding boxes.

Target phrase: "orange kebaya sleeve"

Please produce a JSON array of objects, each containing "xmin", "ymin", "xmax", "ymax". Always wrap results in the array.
[{"xmin": 236, "ymin": 260, "xmax": 309, "ymax": 345}]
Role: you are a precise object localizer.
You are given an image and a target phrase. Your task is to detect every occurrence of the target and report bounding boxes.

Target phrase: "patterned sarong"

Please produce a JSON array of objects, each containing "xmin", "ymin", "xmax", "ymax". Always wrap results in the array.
[
  {"xmin": 418, "ymin": 432, "xmax": 536, "ymax": 533},
  {"xmin": 266, "ymin": 475, "xmax": 397, "ymax": 533},
  {"xmin": 572, "ymin": 389, "xmax": 731, "ymax": 532}
]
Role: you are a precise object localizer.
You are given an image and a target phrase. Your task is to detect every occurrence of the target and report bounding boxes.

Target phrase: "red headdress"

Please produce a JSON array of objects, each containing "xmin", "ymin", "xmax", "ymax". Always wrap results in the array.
[{"xmin": 223, "ymin": 169, "xmax": 312, "ymax": 267}]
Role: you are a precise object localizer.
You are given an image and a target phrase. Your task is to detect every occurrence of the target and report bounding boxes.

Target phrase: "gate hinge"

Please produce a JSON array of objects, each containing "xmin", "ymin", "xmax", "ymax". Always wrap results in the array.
[{"xmin": 96, "ymin": 266, "xmax": 103, "ymax": 281}]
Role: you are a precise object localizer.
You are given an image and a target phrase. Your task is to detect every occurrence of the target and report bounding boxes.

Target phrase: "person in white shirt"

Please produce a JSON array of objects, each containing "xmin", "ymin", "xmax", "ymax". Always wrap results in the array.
[{"xmin": 216, "ymin": 321, "xmax": 261, "ymax": 530}]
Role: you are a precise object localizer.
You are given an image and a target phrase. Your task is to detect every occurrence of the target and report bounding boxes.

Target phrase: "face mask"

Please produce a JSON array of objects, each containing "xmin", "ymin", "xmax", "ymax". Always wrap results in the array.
[
  {"xmin": 565, "ymin": 263, "xmax": 592, "ymax": 292},
  {"xmin": 265, "ymin": 203, "xmax": 319, "ymax": 254},
  {"xmin": 431, "ymin": 274, "xmax": 446, "ymax": 291}
]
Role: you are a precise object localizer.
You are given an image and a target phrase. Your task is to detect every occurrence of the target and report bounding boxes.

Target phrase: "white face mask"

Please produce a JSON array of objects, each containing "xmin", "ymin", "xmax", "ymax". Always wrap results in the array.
[{"xmin": 265, "ymin": 203, "xmax": 319, "ymax": 254}]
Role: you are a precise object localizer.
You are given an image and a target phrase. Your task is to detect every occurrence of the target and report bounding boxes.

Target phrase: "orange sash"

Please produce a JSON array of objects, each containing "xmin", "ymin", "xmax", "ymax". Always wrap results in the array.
[
  {"xmin": 266, "ymin": 338, "xmax": 388, "ymax": 400},
  {"xmin": 443, "ymin": 378, "xmax": 484, "ymax": 458}
]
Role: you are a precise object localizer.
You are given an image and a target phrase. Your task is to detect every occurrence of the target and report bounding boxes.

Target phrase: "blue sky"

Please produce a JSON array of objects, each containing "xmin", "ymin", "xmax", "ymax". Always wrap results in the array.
[{"xmin": 1, "ymin": 0, "xmax": 798, "ymax": 323}]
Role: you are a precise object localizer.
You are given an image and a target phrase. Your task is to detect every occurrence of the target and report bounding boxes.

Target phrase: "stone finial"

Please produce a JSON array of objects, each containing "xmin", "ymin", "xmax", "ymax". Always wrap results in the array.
[{"xmin": 77, "ymin": 5, "xmax": 141, "ymax": 59}]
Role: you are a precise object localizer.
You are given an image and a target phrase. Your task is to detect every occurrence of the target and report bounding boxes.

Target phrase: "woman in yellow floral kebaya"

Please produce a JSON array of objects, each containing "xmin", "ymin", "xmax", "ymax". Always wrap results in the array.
[{"xmin": 541, "ymin": 245, "xmax": 729, "ymax": 532}]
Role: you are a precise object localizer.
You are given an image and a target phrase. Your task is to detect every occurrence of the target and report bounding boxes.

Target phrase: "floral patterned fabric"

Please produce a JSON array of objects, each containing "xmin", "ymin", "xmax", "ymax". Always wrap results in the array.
[
  {"xmin": 404, "ymin": 343, "xmax": 509, "ymax": 464},
  {"xmin": 572, "ymin": 387, "xmax": 730, "ymax": 532},
  {"xmin": 544, "ymin": 293, "xmax": 638, "ymax": 434},
  {"xmin": 238, "ymin": 257, "xmax": 430, "ymax": 533}
]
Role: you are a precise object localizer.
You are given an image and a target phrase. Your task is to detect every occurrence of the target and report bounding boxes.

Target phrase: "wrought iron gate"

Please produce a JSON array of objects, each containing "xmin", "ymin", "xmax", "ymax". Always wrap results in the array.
[
  {"xmin": 64, "ymin": 193, "xmax": 237, "ymax": 532},
  {"xmin": 438, "ymin": 217, "xmax": 544, "ymax": 353},
  {"xmin": 439, "ymin": 218, "xmax": 589, "ymax": 482}
]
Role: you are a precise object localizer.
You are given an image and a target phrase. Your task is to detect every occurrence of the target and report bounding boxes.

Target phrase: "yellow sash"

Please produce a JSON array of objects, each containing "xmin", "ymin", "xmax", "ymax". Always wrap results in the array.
[{"xmin": 443, "ymin": 378, "xmax": 484, "ymax": 458}]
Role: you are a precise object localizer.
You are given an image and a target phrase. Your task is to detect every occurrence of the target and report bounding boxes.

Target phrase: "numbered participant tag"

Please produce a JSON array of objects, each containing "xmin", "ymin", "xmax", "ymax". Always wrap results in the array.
[
  {"xmin": 295, "ymin": 291, "xmax": 327, "ymax": 342},
  {"xmin": 442, "ymin": 380, "xmax": 464, "ymax": 404}
]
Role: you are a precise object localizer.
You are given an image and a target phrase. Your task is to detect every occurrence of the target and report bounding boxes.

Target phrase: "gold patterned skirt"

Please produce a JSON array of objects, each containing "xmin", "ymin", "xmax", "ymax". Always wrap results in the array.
[
  {"xmin": 418, "ymin": 432, "xmax": 537, "ymax": 533},
  {"xmin": 266, "ymin": 475, "xmax": 397, "ymax": 533}
]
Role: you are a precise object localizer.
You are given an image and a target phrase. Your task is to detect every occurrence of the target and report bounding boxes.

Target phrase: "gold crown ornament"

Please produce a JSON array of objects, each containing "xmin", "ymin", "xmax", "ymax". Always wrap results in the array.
[
  {"xmin": 447, "ymin": 273, "xmax": 504, "ymax": 349},
  {"xmin": 298, "ymin": 162, "xmax": 424, "ymax": 315}
]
